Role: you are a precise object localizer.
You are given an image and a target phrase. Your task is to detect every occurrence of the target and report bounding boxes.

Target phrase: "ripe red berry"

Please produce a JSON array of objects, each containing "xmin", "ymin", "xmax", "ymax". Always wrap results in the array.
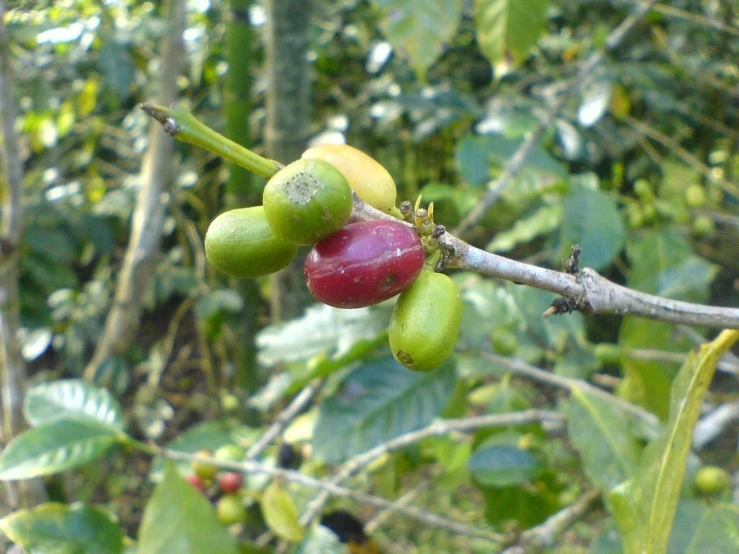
[
  {"xmin": 304, "ymin": 220, "xmax": 424, "ymax": 309},
  {"xmin": 186, "ymin": 473, "xmax": 206, "ymax": 494},
  {"xmin": 218, "ymin": 471, "xmax": 244, "ymax": 494}
]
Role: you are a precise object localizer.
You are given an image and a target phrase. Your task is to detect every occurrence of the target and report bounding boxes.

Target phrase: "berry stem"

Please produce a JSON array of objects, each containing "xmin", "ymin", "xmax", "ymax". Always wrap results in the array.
[{"xmin": 139, "ymin": 103, "xmax": 283, "ymax": 179}]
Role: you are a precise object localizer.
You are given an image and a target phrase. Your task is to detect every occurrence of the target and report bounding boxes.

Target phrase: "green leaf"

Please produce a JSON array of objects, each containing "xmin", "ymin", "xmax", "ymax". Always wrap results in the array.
[
  {"xmin": 474, "ymin": 0, "xmax": 550, "ymax": 71},
  {"xmin": 149, "ymin": 419, "xmax": 259, "ymax": 480},
  {"xmin": 295, "ymin": 524, "xmax": 344, "ymax": 554},
  {"xmin": 0, "ymin": 420, "xmax": 122, "ymax": 480},
  {"xmin": 23, "ymin": 379, "xmax": 124, "ymax": 430},
  {"xmin": 261, "ymin": 482, "xmax": 305, "ymax": 542},
  {"xmin": 558, "ymin": 189, "xmax": 624, "ymax": 271},
  {"xmin": 610, "ymin": 330, "xmax": 739, "ymax": 554},
  {"xmin": 312, "ymin": 358, "xmax": 456, "ymax": 463},
  {"xmin": 488, "ymin": 204, "xmax": 562, "ymax": 253},
  {"xmin": 566, "ymin": 387, "xmax": 643, "ymax": 492},
  {"xmin": 674, "ymin": 502, "xmax": 739, "ymax": 554},
  {"xmin": 455, "ymin": 134, "xmax": 564, "ymax": 188},
  {"xmin": 372, "ymin": 0, "xmax": 464, "ymax": 81},
  {"xmin": 0, "ymin": 503, "xmax": 123, "ymax": 554},
  {"xmin": 468, "ymin": 443, "xmax": 541, "ymax": 487},
  {"xmin": 138, "ymin": 462, "xmax": 238, "ymax": 554},
  {"xmin": 256, "ymin": 303, "xmax": 388, "ymax": 367}
]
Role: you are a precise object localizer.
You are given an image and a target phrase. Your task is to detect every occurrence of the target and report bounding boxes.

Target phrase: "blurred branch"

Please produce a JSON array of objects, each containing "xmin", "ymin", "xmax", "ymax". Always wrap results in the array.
[
  {"xmin": 0, "ymin": 0, "xmax": 47, "ymax": 511},
  {"xmin": 481, "ymin": 352, "xmax": 661, "ymax": 429},
  {"xmin": 647, "ymin": 2, "xmax": 739, "ymax": 37},
  {"xmin": 452, "ymin": 0, "xmax": 660, "ymax": 236},
  {"xmin": 159, "ymin": 448, "xmax": 509, "ymax": 543},
  {"xmin": 297, "ymin": 410, "xmax": 563, "ymax": 533},
  {"xmin": 623, "ymin": 114, "xmax": 739, "ymax": 200},
  {"xmin": 83, "ymin": 0, "xmax": 187, "ymax": 381},
  {"xmin": 142, "ymin": 106, "xmax": 739, "ymax": 330},
  {"xmin": 499, "ymin": 489, "xmax": 601, "ymax": 553},
  {"xmin": 245, "ymin": 378, "xmax": 323, "ymax": 460}
]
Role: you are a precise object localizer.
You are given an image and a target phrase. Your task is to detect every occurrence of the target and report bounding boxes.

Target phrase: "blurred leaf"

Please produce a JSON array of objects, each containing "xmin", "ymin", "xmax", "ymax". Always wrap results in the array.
[
  {"xmin": 256, "ymin": 303, "xmax": 389, "ymax": 367},
  {"xmin": 455, "ymin": 134, "xmax": 564, "ymax": 188},
  {"xmin": 24, "ymin": 379, "xmax": 124, "ymax": 430},
  {"xmin": 312, "ymin": 358, "xmax": 456, "ymax": 463},
  {"xmin": 611, "ymin": 330, "xmax": 739, "ymax": 554},
  {"xmin": 578, "ymin": 80, "xmax": 612, "ymax": 127},
  {"xmin": 295, "ymin": 525, "xmax": 344, "ymax": 554},
  {"xmin": 0, "ymin": 420, "xmax": 122, "ymax": 480},
  {"xmin": 138, "ymin": 462, "xmax": 238, "ymax": 554},
  {"xmin": 488, "ymin": 204, "xmax": 562, "ymax": 252},
  {"xmin": 21, "ymin": 327, "xmax": 52, "ymax": 361},
  {"xmin": 372, "ymin": 0, "xmax": 464, "ymax": 81},
  {"xmin": 195, "ymin": 289, "xmax": 244, "ymax": 321},
  {"xmin": 469, "ymin": 443, "xmax": 541, "ymax": 487},
  {"xmin": 567, "ymin": 387, "xmax": 643, "ymax": 492},
  {"xmin": 558, "ymin": 188, "xmax": 624, "ymax": 271},
  {"xmin": 0, "ymin": 503, "xmax": 123, "ymax": 554},
  {"xmin": 97, "ymin": 38, "xmax": 134, "ymax": 102},
  {"xmin": 261, "ymin": 482, "xmax": 305, "ymax": 542},
  {"xmin": 149, "ymin": 419, "xmax": 259, "ymax": 480},
  {"xmin": 474, "ymin": 0, "xmax": 550, "ymax": 71},
  {"xmin": 479, "ymin": 470, "xmax": 562, "ymax": 528},
  {"xmin": 24, "ymin": 227, "xmax": 77, "ymax": 264},
  {"xmin": 669, "ymin": 501, "xmax": 739, "ymax": 554}
]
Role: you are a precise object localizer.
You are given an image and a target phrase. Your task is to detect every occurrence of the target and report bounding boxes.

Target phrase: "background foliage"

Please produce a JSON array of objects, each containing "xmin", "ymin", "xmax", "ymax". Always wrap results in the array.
[{"xmin": 1, "ymin": 0, "xmax": 738, "ymax": 552}]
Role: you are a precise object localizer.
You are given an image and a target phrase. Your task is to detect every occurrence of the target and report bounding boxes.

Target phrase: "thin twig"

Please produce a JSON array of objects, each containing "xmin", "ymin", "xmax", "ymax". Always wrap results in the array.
[
  {"xmin": 298, "ymin": 410, "xmax": 563, "ymax": 531},
  {"xmin": 647, "ymin": 2, "xmax": 739, "ymax": 36},
  {"xmin": 160, "ymin": 448, "xmax": 508, "ymax": 543},
  {"xmin": 453, "ymin": 0, "xmax": 661, "ymax": 236},
  {"xmin": 623, "ymin": 115, "xmax": 739, "ymax": 199},
  {"xmin": 499, "ymin": 489, "xmax": 601, "ymax": 553},
  {"xmin": 480, "ymin": 352, "xmax": 661, "ymax": 430},
  {"xmin": 245, "ymin": 379, "xmax": 323, "ymax": 460}
]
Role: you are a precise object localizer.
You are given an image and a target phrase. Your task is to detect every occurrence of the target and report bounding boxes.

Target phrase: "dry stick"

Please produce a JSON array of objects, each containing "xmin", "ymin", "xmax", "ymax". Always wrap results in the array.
[
  {"xmin": 245, "ymin": 379, "xmax": 323, "ymax": 460},
  {"xmin": 83, "ymin": 0, "xmax": 187, "ymax": 381},
  {"xmin": 297, "ymin": 410, "xmax": 563, "ymax": 534},
  {"xmin": 161, "ymin": 448, "xmax": 507, "ymax": 543},
  {"xmin": 499, "ymin": 489, "xmax": 601, "ymax": 554},
  {"xmin": 453, "ymin": 0, "xmax": 661, "ymax": 237}
]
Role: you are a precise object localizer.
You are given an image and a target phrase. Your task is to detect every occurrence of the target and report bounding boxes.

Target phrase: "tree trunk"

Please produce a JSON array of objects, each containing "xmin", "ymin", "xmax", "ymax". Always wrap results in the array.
[
  {"xmin": 0, "ymin": 0, "xmax": 47, "ymax": 512},
  {"xmin": 84, "ymin": 0, "xmax": 186, "ymax": 381},
  {"xmin": 265, "ymin": 0, "xmax": 312, "ymax": 321}
]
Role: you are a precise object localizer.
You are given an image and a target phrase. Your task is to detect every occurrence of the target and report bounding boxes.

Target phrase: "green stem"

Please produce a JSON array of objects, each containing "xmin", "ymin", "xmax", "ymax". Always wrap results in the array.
[{"xmin": 139, "ymin": 103, "xmax": 282, "ymax": 179}]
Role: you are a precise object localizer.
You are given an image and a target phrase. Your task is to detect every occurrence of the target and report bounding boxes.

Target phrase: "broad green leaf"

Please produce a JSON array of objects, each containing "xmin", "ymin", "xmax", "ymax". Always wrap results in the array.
[
  {"xmin": 0, "ymin": 503, "xmax": 123, "ymax": 554},
  {"xmin": 479, "ymin": 470, "xmax": 562, "ymax": 528},
  {"xmin": 558, "ymin": 188, "xmax": 624, "ymax": 271},
  {"xmin": 474, "ymin": 0, "xmax": 550, "ymax": 71},
  {"xmin": 677, "ymin": 502, "xmax": 739, "ymax": 554},
  {"xmin": 312, "ymin": 358, "xmax": 456, "ymax": 463},
  {"xmin": 610, "ymin": 330, "xmax": 739, "ymax": 554},
  {"xmin": 566, "ymin": 387, "xmax": 642, "ymax": 492},
  {"xmin": 256, "ymin": 303, "xmax": 388, "ymax": 367},
  {"xmin": 149, "ymin": 419, "xmax": 259, "ymax": 480},
  {"xmin": 372, "ymin": 0, "xmax": 464, "ymax": 81},
  {"xmin": 23, "ymin": 379, "xmax": 124, "ymax": 430},
  {"xmin": 138, "ymin": 462, "xmax": 238, "ymax": 554},
  {"xmin": 261, "ymin": 482, "xmax": 305, "ymax": 542},
  {"xmin": 0, "ymin": 420, "xmax": 122, "ymax": 480},
  {"xmin": 488, "ymin": 204, "xmax": 562, "ymax": 253},
  {"xmin": 295, "ymin": 524, "xmax": 344, "ymax": 554},
  {"xmin": 468, "ymin": 444, "xmax": 541, "ymax": 487}
]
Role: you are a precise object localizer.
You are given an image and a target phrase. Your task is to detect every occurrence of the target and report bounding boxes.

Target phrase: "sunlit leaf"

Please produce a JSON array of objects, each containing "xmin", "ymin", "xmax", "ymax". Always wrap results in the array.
[
  {"xmin": 0, "ymin": 420, "xmax": 122, "ymax": 480},
  {"xmin": 138, "ymin": 462, "xmax": 238, "ymax": 554},
  {"xmin": 24, "ymin": 379, "xmax": 124, "ymax": 430},
  {"xmin": 611, "ymin": 330, "xmax": 739, "ymax": 554},
  {"xmin": 261, "ymin": 482, "xmax": 305, "ymax": 542},
  {"xmin": 0, "ymin": 503, "xmax": 123, "ymax": 554},
  {"xmin": 372, "ymin": 0, "xmax": 465, "ymax": 81}
]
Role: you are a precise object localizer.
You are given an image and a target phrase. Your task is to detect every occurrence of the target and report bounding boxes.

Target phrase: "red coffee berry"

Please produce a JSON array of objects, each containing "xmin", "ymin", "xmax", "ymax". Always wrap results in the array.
[
  {"xmin": 304, "ymin": 220, "xmax": 424, "ymax": 309},
  {"xmin": 218, "ymin": 471, "xmax": 244, "ymax": 494}
]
